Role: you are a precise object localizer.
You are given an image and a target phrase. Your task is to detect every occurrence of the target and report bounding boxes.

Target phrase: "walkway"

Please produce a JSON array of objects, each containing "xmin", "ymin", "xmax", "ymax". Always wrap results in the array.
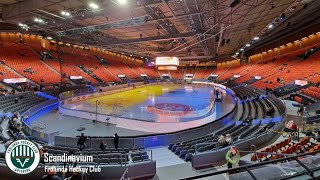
[
  {"xmin": 148, "ymin": 146, "xmax": 185, "ymax": 168},
  {"xmin": 149, "ymin": 146, "xmax": 228, "ymax": 179}
]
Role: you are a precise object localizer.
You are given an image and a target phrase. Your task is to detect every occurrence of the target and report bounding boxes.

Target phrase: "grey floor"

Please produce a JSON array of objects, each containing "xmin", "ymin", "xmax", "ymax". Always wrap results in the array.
[
  {"xmin": 151, "ymin": 159, "xmax": 228, "ymax": 180},
  {"xmin": 283, "ymin": 100, "xmax": 300, "ymax": 116},
  {"xmin": 148, "ymin": 146, "xmax": 186, "ymax": 168},
  {"xmin": 28, "ymin": 112, "xmax": 153, "ymax": 137}
]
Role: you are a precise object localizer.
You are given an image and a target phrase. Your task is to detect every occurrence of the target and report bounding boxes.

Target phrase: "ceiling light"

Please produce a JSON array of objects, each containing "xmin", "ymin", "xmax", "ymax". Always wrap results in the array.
[
  {"xmin": 19, "ymin": 23, "xmax": 30, "ymax": 31},
  {"xmin": 117, "ymin": 0, "xmax": 127, "ymax": 5},
  {"xmin": 240, "ymin": 48, "xmax": 244, "ymax": 51},
  {"xmin": 47, "ymin": 36, "xmax": 53, "ymax": 40},
  {"xmin": 34, "ymin": 18, "xmax": 44, "ymax": 23},
  {"xmin": 89, "ymin": 3, "xmax": 99, "ymax": 9},
  {"xmin": 268, "ymin": 23, "xmax": 274, "ymax": 29},
  {"xmin": 253, "ymin": 36, "xmax": 259, "ymax": 40},
  {"xmin": 279, "ymin": 13, "xmax": 286, "ymax": 20},
  {"xmin": 245, "ymin": 44, "xmax": 251, "ymax": 47},
  {"xmin": 61, "ymin": 11, "xmax": 71, "ymax": 17},
  {"xmin": 235, "ymin": 52, "xmax": 239, "ymax": 55},
  {"xmin": 130, "ymin": 54, "xmax": 133, "ymax": 57}
]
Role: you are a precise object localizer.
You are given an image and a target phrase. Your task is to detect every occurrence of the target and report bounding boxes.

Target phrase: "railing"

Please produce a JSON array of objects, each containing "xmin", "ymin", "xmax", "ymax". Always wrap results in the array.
[
  {"xmin": 181, "ymin": 149, "xmax": 320, "ymax": 180},
  {"xmin": 21, "ymin": 99, "xmax": 59, "ymax": 143},
  {"xmin": 120, "ymin": 168, "xmax": 129, "ymax": 180},
  {"xmin": 22, "ymin": 99, "xmax": 58, "ymax": 118}
]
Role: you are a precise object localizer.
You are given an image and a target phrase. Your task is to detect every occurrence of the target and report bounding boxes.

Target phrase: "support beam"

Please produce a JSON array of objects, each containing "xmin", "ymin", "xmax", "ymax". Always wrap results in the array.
[
  {"xmin": 185, "ymin": 0, "xmax": 209, "ymax": 55},
  {"xmin": 178, "ymin": 56, "xmax": 214, "ymax": 60},
  {"xmin": 144, "ymin": 5, "xmax": 186, "ymax": 45},
  {"xmin": 56, "ymin": 16, "xmax": 148, "ymax": 36},
  {"xmin": 167, "ymin": 23, "xmax": 219, "ymax": 53},
  {"xmin": 162, "ymin": 0, "xmax": 176, "ymax": 18},
  {"xmin": 2, "ymin": 0, "xmax": 170, "ymax": 21},
  {"xmin": 176, "ymin": 24, "xmax": 231, "ymax": 52},
  {"xmin": 216, "ymin": 23, "xmax": 225, "ymax": 54},
  {"xmin": 2, "ymin": 0, "xmax": 65, "ymax": 20},
  {"xmin": 38, "ymin": 11, "xmax": 205, "ymax": 32},
  {"xmin": 149, "ymin": 11, "xmax": 203, "ymax": 22},
  {"xmin": 249, "ymin": 0, "xmax": 320, "ymax": 51},
  {"xmin": 99, "ymin": 31, "xmax": 201, "ymax": 46}
]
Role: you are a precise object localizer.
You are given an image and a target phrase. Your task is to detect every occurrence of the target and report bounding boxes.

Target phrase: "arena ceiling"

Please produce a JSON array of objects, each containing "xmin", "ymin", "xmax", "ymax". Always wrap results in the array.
[{"xmin": 0, "ymin": 0, "xmax": 313, "ymax": 61}]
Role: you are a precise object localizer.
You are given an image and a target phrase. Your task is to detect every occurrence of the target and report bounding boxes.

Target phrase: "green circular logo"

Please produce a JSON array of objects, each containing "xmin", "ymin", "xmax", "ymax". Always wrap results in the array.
[{"xmin": 5, "ymin": 139, "xmax": 40, "ymax": 174}]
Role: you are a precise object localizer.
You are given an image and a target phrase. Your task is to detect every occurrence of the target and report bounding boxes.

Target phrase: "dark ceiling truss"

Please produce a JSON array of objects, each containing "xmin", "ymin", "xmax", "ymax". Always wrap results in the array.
[
  {"xmin": 213, "ymin": 0, "xmax": 304, "ymax": 56},
  {"xmin": 164, "ymin": 0, "xmax": 268, "ymax": 56},
  {"xmin": 39, "ymin": 0, "xmax": 215, "ymax": 56},
  {"xmin": 99, "ymin": 31, "xmax": 201, "ymax": 46},
  {"xmin": 96, "ymin": 0, "xmax": 302, "ymax": 58},
  {"xmin": 143, "ymin": 4, "xmax": 186, "ymax": 45},
  {"xmin": 56, "ymin": 16, "xmax": 149, "ymax": 36},
  {"xmin": 248, "ymin": 0, "xmax": 320, "ymax": 51},
  {"xmin": 10, "ymin": 0, "xmax": 215, "ymax": 56},
  {"xmin": 185, "ymin": 0, "xmax": 209, "ymax": 56},
  {"xmin": 227, "ymin": 0, "xmax": 306, "ymax": 56},
  {"xmin": 104, "ymin": 45, "xmax": 161, "ymax": 57},
  {"xmin": 1, "ymin": 0, "xmax": 311, "ymax": 60},
  {"xmin": 162, "ymin": 0, "xmax": 176, "ymax": 18}
]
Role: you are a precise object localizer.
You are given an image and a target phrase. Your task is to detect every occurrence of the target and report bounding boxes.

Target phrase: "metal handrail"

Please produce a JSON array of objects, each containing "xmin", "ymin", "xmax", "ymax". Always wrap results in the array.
[
  {"xmin": 180, "ymin": 149, "xmax": 320, "ymax": 180},
  {"xmin": 120, "ymin": 168, "xmax": 129, "ymax": 180},
  {"xmin": 239, "ymin": 150, "xmax": 295, "ymax": 157}
]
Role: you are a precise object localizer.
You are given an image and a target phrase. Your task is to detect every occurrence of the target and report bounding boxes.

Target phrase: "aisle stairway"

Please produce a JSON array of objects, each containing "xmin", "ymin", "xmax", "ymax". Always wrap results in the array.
[{"xmin": 147, "ymin": 146, "xmax": 186, "ymax": 168}]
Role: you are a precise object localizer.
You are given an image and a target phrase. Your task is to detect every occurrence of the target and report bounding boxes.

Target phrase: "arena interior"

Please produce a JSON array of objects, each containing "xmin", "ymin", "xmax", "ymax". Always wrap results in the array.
[{"xmin": 0, "ymin": 0, "xmax": 320, "ymax": 179}]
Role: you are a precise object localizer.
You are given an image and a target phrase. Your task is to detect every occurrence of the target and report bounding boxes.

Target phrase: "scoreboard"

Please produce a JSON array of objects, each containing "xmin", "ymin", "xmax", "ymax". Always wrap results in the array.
[{"xmin": 155, "ymin": 57, "xmax": 179, "ymax": 70}]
